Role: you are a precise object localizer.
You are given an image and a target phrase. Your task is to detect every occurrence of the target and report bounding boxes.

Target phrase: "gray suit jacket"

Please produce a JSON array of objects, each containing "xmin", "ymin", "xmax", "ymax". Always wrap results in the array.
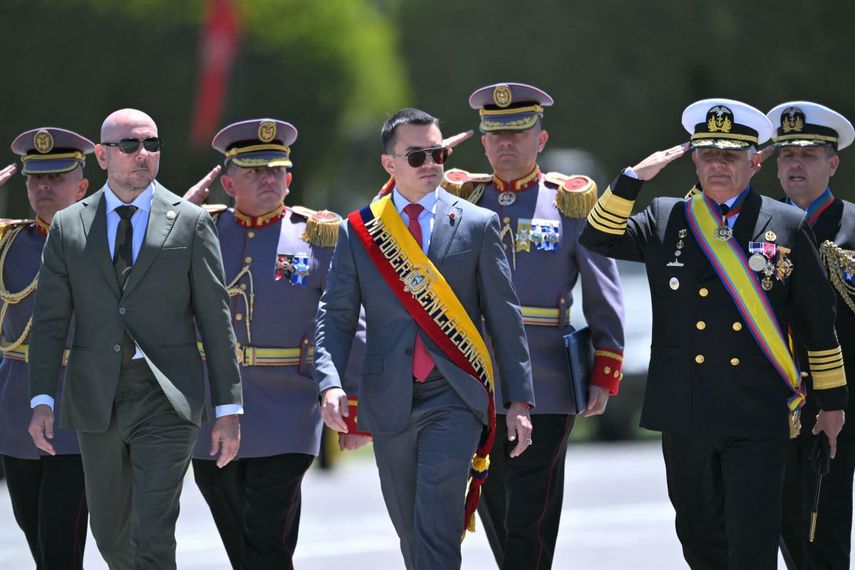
[
  {"xmin": 314, "ymin": 188, "xmax": 534, "ymax": 433},
  {"xmin": 28, "ymin": 183, "xmax": 242, "ymax": 432}
]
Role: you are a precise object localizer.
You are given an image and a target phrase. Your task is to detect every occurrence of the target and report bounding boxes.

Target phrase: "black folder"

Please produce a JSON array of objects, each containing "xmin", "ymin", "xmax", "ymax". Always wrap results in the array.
[{"xmin": 563, "ymin": 326, "xmax": 594, "ymax": 415}]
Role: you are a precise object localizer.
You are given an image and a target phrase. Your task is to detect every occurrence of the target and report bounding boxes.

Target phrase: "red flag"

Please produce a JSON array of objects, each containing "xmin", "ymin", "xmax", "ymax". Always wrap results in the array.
[{"xmin": 190, "ymin": 0, "xmax": 240, "ymax": 146}]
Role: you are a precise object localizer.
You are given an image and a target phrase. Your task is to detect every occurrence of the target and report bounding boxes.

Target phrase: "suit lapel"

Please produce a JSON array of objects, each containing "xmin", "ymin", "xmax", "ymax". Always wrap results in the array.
[
  {"xmin": 427, "ymin": 190, "xmax": 463, "ymax": 263},
  {"xmin": 80, "ymin": 188, "xmax": 120, "ymax": 298},
  {"xmin": 122, "ymin": 182, "xmax": 179, "ymax": 297},
  {"xmin": 736, "ymin": 190, "xmax": 772, "ymax": 243}
]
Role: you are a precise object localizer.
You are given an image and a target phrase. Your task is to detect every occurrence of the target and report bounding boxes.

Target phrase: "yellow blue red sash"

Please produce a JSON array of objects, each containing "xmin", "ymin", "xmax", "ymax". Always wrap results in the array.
[
  {"xmin": 685, "ymin": 191, "xmax": 804, "ymax": 410},
  {"xmin": 348, "ymin": 194, "xmax": 495, "ymax": 535}
]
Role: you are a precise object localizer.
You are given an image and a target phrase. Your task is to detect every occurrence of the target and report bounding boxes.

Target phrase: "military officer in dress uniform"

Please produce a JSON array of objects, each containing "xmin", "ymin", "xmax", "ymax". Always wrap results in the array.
[
  {"xmin": 185, "ymin": 118, "xmax": 367, "ymax": 569},
  {"xmin": 0, "ymin": 128, "xmax": 92, "ymax": 569},
  {"xmin": 768, "ymin": 102, "xmax": 855, "ymax": 570},
  {"xmin": 580, "ymin": 98, "xmax": 847, "ymax": 569},
  {"xmin": 441, "ymin": 82, "xmax": 625, "ymax": 569}
]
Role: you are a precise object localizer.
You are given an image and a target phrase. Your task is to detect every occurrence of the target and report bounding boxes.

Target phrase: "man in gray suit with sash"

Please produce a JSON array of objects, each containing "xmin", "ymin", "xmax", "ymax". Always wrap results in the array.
[
  {"xmin": 314, "ymin": 108, "xmax": 535, "ymax": 569},
  {"xmin": 27, "ymin": 108, "xmax": 243, "ymax": 570}
]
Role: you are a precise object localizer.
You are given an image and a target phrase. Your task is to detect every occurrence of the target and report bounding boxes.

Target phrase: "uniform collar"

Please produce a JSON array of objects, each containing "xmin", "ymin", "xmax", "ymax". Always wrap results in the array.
[
  {"xmin": 493, "ymin": 165, "xmax": 541, "ymax": 193},
  {"xmin": 34, "ymin": 216, "xmax": 50, "ymax": 236},
  {"xmin": 233, "ymin": 204, "xmax": 286, "ymax": 228}
]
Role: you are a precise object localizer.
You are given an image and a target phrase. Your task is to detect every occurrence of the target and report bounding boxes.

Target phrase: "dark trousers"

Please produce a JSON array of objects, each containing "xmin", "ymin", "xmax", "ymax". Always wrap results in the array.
[
  {"xmin": 2, "ymin": 453, "xmax": 88, "ymax": 570},
  {"xmin": 372, "ymin": 377, "xmax": 482, "ymax": 570},
  {"xmin": 477, "ymin": 413, "xmax": 574, "ymax": 570},
  {"xmin": 662, "ymin": 432, "xmax": 789, "ymax": 570},
  {"xmin": 781, "ymin": 433, "xmax": 855, "ymax": 569},
  {"xmin": 77, "ymin": 360, "xmax": 198, "ymax": 570},
  {"xmin": 192, "ymin": 452, "xmax": 314, "ymax": 570}
]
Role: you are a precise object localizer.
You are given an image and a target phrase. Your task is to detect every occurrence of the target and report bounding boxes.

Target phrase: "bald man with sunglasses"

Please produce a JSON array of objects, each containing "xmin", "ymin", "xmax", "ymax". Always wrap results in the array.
[{"xmin": 27, "ymin": 108, "xmax": 243, "ymax": 570}]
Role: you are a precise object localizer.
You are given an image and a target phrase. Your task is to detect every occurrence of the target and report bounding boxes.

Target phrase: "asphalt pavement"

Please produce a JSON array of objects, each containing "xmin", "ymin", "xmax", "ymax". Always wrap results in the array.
[{"xmin": 1, "ymin": 439, "xmax": 818, "ymax": 569}]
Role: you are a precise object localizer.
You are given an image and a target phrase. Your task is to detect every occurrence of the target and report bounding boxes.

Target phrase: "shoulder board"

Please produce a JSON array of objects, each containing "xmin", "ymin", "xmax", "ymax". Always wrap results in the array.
[
  {"xmin": 544, "ymin": 172, "xmax": 598, "ymax": 219},
  {"xmin": 202, "ymin": 204, "xmax": 229, "ymax": 220},
  {"xmin": 295, "ymin": 206, "xmax": 342, "ymax": 247},
  {"xmin": 441, "ymin": 168, "xmax": 491, "ymax": 203}
]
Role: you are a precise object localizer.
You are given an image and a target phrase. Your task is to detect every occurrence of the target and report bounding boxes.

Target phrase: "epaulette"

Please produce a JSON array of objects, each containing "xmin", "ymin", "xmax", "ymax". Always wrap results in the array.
[
  {"xmin": 202, "ymin": 203, "xmax": 229, "ymax": 220},
  {"xmin": 441, "ymin": 169, "xmax": 492, "ymax": 204},
  {"xmin": 544, "ymin": 172, "xmax": 597, "ymax": 219},
  {"xmin": 292, "ymin": 206, "xmax": 342, "ymax": 247},
  {"xmin": 0, "ymin": 218, "xmax": 32, "ymax": 244}
]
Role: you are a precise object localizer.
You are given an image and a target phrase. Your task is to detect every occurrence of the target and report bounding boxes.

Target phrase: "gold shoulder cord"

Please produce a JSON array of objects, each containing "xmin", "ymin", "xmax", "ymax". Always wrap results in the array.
[
  {"xmin": 820, "ymin": 240, "xmax": 855, "ymax": 316},
  {"xmin": 0, "ymin": 226, "xmax": 38, "ymax": 353},
  {"xmin": 225, "ymin": 264, "xmax": 254, "ymax": 344}
]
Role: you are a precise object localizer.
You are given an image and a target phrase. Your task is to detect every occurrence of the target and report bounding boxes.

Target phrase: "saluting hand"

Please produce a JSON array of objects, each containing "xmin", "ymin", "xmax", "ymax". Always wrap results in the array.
[
  {"xmin": 506, "ymin": 402, "xmax": 533, "ymax": 458},
  {"xmin": 0, "ymin": 163, "xmax": 17, "ymax": 187},
  {"xmin": 183, "ymin": 165, "xmax": 222, "ymax": 205},
  {"xmin": 210, "ymin": 414, "xmax": 240, "ymax": 468},
  {"xmin": 28, "ymin": 404, "xmax": 56, "ymax": 456},
  {"xmin": 814, "ymin": 409, "xmax": 845, "ymax": 459},
  {"xmin": 631, "ymin": 143, "xmax": 690, "ymax": 181},
  {"xmin": 321, "ymin": 387, "xmax": 350, "ymax": 433},
  {"xmin": 582, "ymin": 385, "xmax": 610, "ymax": 417}
]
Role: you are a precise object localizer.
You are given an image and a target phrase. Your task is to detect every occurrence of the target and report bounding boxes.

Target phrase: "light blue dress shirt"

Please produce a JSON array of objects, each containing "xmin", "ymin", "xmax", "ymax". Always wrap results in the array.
[{"xmin": 392, "ymin": 187, "xmax": 437, "ymax": 253}]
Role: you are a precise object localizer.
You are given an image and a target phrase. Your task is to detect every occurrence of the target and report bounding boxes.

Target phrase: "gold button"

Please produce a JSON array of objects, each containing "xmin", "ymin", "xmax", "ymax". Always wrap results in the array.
[
  {"xmin": 604, "ymin": 366, "xmax": 611, "ymax": 374},
  {"xmin": 695, "ymin": 354, "xmax": 705, "ymax": 364},
  {"xmin": 248, "ymin": 231, "xmax": 256, "ymax": 238},
  {"xmin": 801, "ymin": 371, "xmax": 809, "ymax": 378},
  {"xmin": 732, "ymin": 322, "xmax": 742, "ymax": 331},
  {"xmin": 730, "ymin": 358, "xmax": 740, "ymax": 366},
  {"xmin": 696, "ymin": 321, "xmax": 706, "ymax": 330},
  {"xmin": 699, "ymin": 288, "xmax": 709, "ymax": 297},
  {"xmin": 244, "ymin": 256, "xmax": 253, "ymax": 264},
  {"xmin": 240, "ymin": 283, "xmax": 247, "ymax": 290},
  {"xmin": 235, "ymin": 313, "xmax": 243, "ymax": 321}
]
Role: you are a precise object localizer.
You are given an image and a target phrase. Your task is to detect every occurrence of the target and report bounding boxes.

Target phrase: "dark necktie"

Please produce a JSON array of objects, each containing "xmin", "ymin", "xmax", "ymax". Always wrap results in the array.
[
  {"xmin": 403, "ymin": 203, "xmax": 435, "ymax": 382},
  {"xmin": 114, "ymin": 205, "xmax": 137, "ymax": 363},
  {"xmin": 719, "ymin": 203, "xmax": 731, "ymax": 228},
  {"xmin": 114, "ymin": 205, "xmax": 137, "ymax": 289}
]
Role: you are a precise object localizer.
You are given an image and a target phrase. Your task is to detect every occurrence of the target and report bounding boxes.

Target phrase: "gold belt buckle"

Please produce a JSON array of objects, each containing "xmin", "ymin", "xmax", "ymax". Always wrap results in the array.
[
  {"xmin": 235, "ymin": 344, "xmax": 249, "ymax": 366},
  {"xmin": 789, "ymin": 409, "xmax": 802, "ymax": 439}
]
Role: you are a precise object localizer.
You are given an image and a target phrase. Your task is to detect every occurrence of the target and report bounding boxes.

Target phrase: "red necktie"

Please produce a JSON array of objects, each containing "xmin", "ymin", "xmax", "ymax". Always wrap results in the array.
[{"xmin": 403, "ymin": 203, "xmax": 435, "ymax": 382}]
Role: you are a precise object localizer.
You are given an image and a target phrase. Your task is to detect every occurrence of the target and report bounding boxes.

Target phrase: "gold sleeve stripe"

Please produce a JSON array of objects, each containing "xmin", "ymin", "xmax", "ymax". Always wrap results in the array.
[
  {"xmin": 811, "ymin": 364, "xmax": 845, "ymax": 373},
  {"xmin": 587, "ymin": 214, "xmax": 627, "ymax": 235},
  {"xmin": 592, "ymin": 203, "xmax": 627, "ymax": 225},
  {"xmin": 598, "ymin": 187, "xmax": 634, "ymax": 218},
  {"xmin": 811, "ymin": 369, "xmax": 847, "ymax": 390},
  {"xmin": 808, "ymin": 347, "xmax": 843, "ymax": 358},
  {"xmin": 595, "ymin": 350, "xmax": 624, "ymax": 362},
  {"xmin": 809, "ymin": 355, "xmax": 845, "ymax": 366}
]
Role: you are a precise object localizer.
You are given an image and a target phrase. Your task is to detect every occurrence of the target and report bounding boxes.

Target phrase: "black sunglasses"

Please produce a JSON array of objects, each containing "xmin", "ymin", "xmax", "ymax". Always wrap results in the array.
[
  {"xmin": 102, "ymin": 137, "xmax": 163, "ymax": 154},
  {"xmin": 393, "ymin": 146, "xmax": 449, "ymax": 168}
]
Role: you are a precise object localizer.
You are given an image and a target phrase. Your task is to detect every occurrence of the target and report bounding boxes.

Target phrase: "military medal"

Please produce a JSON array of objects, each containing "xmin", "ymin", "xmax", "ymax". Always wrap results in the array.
[
  {"xmin": 715, "ymin": 224, "xmax": 733, "ymax": 241},
  {"xmin": 761, "ymin": 276, "xmax": 774, "ymax": 291},
  {"xmin": 291, "ymin": 253, "xmax": 310, "ymax": 287},
  {"xmin": 748, "ymin": 253, "xmax": 767, "ymax": 272},
  {"xmin": 765, "ymin": 230, "xmax": 777, "ymax": 243},
  {"xmin": 775, "ymin": 246, "xmax": 794, "ymax": 282},
  {"xmin": 497, "ymin": 192, "xmax": 516, "ymax": 206},
  {"xmin": 515, "ymin": 219, "xmax": 532, "ymax": 253}
]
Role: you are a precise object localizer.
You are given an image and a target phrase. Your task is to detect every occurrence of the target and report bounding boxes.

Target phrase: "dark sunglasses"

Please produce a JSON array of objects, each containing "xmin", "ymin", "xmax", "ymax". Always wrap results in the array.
[
  {"xmin": 101, "ymin": 137, "xmax": 163, "ymax": 154},
  {"xmin": 394, "ymin": 146, "xmax": 449, "ymax": 168}
]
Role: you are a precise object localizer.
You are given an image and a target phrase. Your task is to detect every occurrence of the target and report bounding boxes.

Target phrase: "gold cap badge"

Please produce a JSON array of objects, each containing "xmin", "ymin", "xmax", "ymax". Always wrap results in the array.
[
  {"xmin": 258, "ymin": 121, "xmax": 277, "ymax": 143},
  {"xmin": 33, "ymin": 129, "xmax": 54, "ymax": 154},
  {"xmin": 493, "ymin": 84, "xmax": 512, "ymax": 108}
]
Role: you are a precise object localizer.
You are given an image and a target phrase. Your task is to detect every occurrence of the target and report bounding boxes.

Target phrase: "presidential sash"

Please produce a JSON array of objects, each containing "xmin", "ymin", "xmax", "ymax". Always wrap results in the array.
[
  {"xmin": 348, "ymin": 194, "xmax": 495, "ymax": 536},
  {"xmin": 685, "ymin": 191, "xmax": 804, "ymax": 411}
]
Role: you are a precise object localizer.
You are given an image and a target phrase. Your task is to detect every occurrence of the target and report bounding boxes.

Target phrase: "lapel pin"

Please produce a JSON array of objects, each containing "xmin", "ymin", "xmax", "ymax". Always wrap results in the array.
[
  {"xmin": 448, "ymin": 212, "xmax": 456, "ymax": 226},
  {"xmin": 166, "ymin": 210, "xmax": 177, "ymax": 220}
]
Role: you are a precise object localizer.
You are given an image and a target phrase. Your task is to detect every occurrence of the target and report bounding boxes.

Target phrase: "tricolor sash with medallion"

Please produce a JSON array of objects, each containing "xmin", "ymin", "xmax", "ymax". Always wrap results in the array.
[
  {"xmin": 685, "ymin": 191, "xmax": 805, "ymax": 420},
  {"xmin": 348, "ymin": 194, "xmax": 495, "ymax": 536}
]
